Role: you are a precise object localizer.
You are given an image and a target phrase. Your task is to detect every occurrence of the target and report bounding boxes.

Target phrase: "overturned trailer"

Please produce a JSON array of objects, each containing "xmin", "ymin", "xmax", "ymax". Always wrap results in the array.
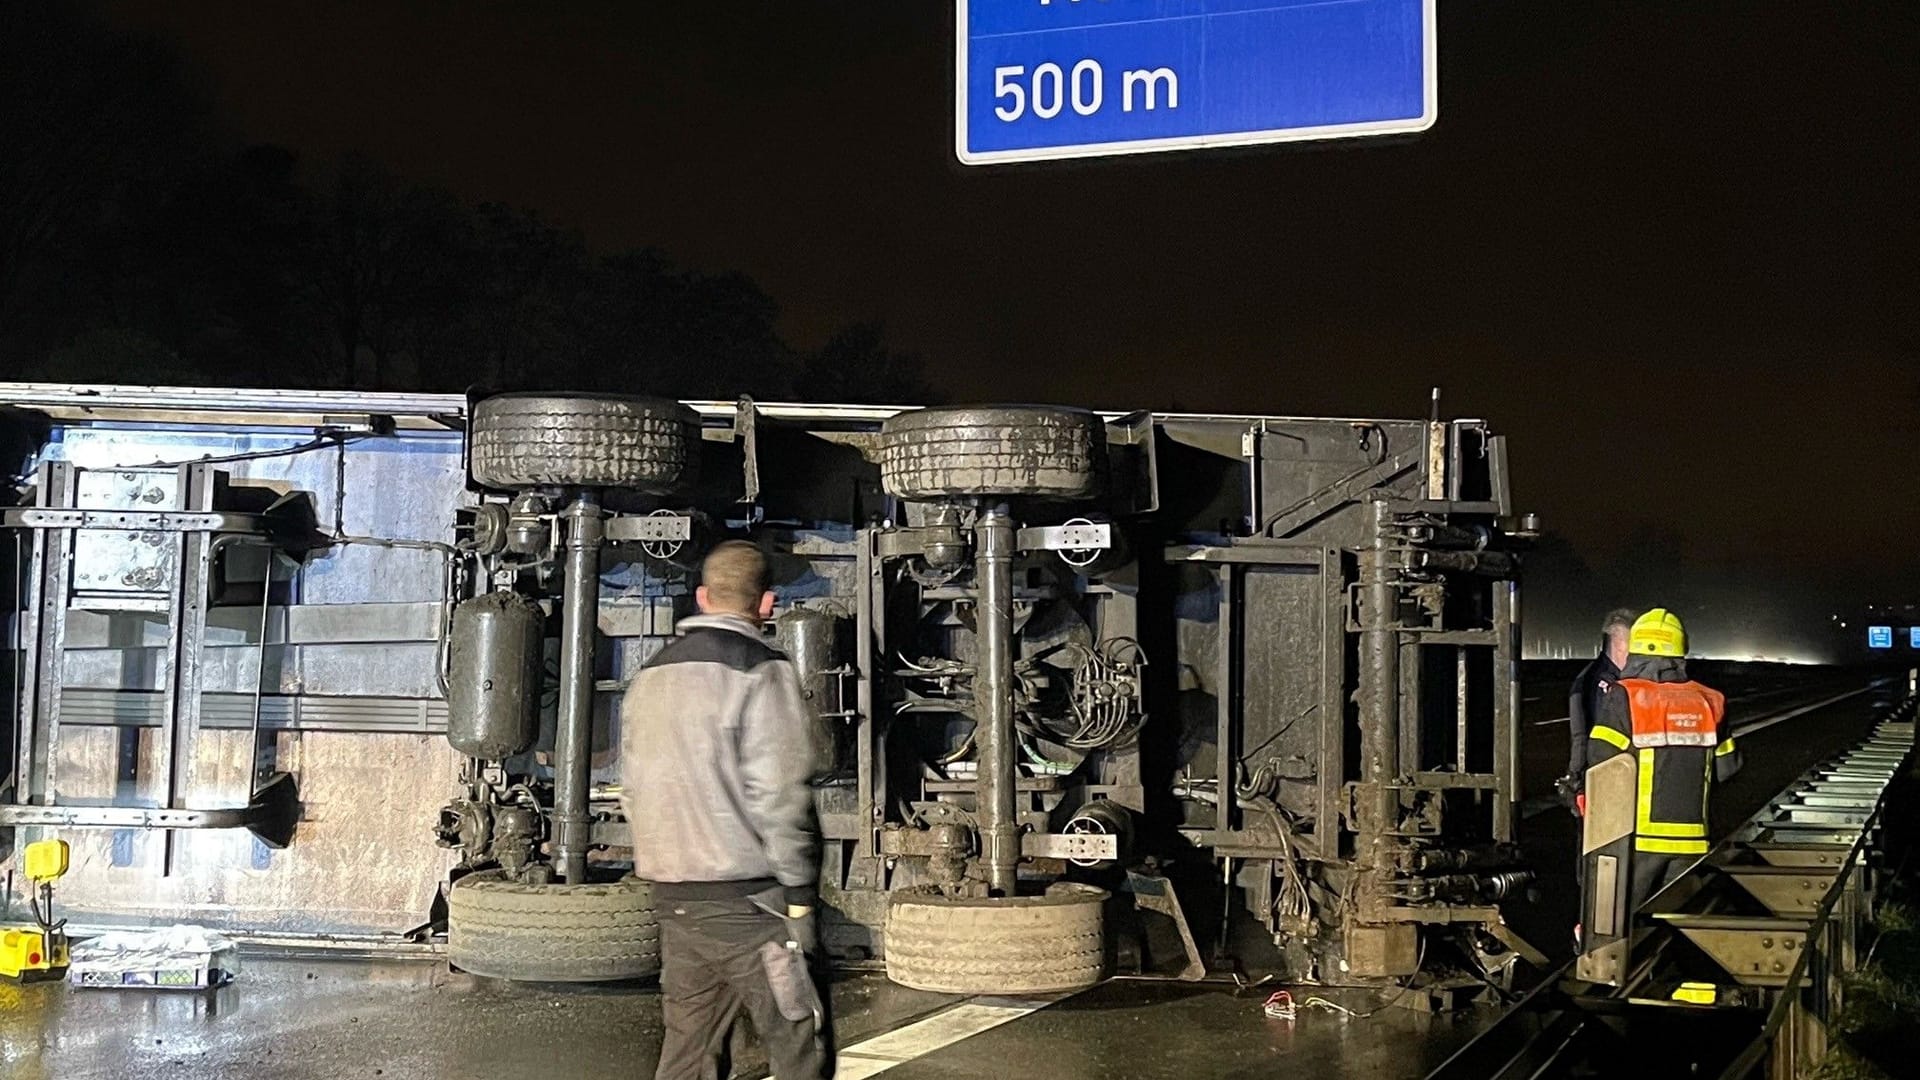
[{"xmin": 0, "ymin": 383, "xmax": 1537, "ymax": 992}]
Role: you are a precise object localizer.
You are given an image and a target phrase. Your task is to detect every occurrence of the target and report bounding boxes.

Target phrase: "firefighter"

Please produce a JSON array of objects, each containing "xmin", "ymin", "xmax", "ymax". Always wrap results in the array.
[
  {"xmin": 1561, "ymin": 609, "xmax": 1635, "ymax": 950},
  {"xmin": 622, "ymin": 541, "xmax": 831, "ymax": 1080},
  {"xmin": 1559, "ymin": 608, "xmax": 1637, "ymax": 816},
  {"xmin": 1585, "ymin": 609, "xmax": 1741, "ymax": 911}
]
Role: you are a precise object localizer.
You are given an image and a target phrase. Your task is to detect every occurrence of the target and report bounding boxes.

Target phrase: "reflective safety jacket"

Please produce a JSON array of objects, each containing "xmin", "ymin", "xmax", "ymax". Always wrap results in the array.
[{"xmin": 1587, "ymin": 662, "xmax": 1740, "ymax": 856}]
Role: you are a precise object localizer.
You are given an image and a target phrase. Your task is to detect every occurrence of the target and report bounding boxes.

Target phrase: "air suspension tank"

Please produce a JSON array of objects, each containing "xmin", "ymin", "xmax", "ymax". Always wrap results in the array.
[
  {"xmin": 774, "ymin": 604, "xmax": 845, "ymax": 776},
  {"xmin": 446, "ymin": 591, "xmax": 545, "ymax": 760}
]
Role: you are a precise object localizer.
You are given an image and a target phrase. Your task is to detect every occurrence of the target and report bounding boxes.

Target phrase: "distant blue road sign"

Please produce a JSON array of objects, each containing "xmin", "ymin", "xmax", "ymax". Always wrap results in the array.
[
  {"xmin": 956, "ymin": 0, "xmax": 1437, "ymax": 165},
  {"xmin": 1867, "ymin": 626, "xmax": 1893, "ymax": 649},
  {"xmin": 1911, "ymin": 626, "xmax": 1920, "ymax": 649}
]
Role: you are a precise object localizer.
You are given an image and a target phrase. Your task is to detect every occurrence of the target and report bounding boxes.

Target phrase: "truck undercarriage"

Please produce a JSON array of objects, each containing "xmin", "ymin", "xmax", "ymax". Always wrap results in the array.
[{"xmin": 1, "ymin": 383, "xmax": 1538, "ymax": 995}]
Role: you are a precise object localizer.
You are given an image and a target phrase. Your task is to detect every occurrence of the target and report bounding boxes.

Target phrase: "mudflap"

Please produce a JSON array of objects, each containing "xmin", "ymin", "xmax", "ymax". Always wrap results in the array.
[
  {"xmin": 1125, "ymin": 870, "xmax": 1207, "ymax": 981},
  {"xmin": 1577, "ymin": 753, "xmax": 1637, "ymax": 984}
]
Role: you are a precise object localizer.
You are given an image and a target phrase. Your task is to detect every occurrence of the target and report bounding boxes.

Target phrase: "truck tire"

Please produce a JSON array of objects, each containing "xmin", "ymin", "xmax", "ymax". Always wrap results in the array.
[
  {"xmin": 470, "ymin": 393, "xmax": 699, "ymax": 492},
  {"xmin": 879, "ymin": 406, "xmax": 1105, "ymax": 500},
  {"xmin": 884, "ymin": 883, "xmax": 1107, "ymax": 994},
  {"xmin": 446, "ymin": 871, "xmax": 660, "ymax": 982}
]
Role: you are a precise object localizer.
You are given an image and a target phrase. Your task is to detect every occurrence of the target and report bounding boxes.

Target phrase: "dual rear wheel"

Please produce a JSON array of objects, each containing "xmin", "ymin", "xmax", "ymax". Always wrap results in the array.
[{"xmin": 453, "ymin": 399, "xmax": 1107, "ymax": 991}]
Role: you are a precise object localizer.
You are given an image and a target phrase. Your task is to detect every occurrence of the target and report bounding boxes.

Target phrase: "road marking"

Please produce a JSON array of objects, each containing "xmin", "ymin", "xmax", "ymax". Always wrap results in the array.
[
  {"xmin": 1733, "ymin": 686, "xmax": 1873, "ymax": 738},
  {"xmin": 833, "ymin": 994, "xmax": 1066, "ymax": 1079},
  {"xmin": 1533, "ymin": 685, "xmax": 1867, "ymax": 731},
  {"xmin": 828, "ymin": 685, "xmax": 1882, "ymax": 1077}
]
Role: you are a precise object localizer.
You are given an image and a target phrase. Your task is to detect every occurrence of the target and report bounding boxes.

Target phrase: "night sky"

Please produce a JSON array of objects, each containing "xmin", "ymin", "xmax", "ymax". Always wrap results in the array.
[{"xmin": 101, "ymin": 2, "xmax": 1919, "ymax": 621}]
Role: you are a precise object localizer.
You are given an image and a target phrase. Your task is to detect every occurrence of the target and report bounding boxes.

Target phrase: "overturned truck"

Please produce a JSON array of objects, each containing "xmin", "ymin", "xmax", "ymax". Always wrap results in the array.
[{"xmin": 0, "ymin": 384, "xmax": 1537, "ymax": 993}]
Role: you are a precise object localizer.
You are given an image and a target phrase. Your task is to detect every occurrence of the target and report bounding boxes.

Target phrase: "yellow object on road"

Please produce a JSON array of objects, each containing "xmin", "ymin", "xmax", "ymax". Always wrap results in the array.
[
  {"xmin": 1672, "ymin": 982, "xmax": 1718, "ymax": 1005},
  {"xmin": 0, "ymin": 927, "xmax": 70, "ymax": 980},
  {"xmin": 2, "ymin": 839, "xmax": 72, "ymax": 982},
  {"xmin": 24, "ymin": 838, "xmax": 69, "ymax": 884}
]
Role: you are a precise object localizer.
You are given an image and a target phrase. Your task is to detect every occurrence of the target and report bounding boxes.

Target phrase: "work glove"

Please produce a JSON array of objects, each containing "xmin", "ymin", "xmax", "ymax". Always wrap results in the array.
[
  {"xmin": 783, "ymin": 904, "xmax": 820, "ymax": 957},
  {"xmin": 1553, "ymin": 775, "xmax": 1583, "ymax": 817}
]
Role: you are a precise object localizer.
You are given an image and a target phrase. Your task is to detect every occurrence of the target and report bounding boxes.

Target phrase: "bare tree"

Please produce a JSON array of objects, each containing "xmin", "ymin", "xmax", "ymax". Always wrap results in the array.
[
  {"xmin": 303, "ymin": 159, "xmax": 467, "ymax": 387},
  {"xmin": 798, "ymin": 321, "xmax": 932, "ymax": 404}
]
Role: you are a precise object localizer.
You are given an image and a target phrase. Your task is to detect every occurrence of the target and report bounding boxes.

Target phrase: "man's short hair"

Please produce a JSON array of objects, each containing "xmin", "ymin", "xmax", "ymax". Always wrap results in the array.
[
  {"xmin": 1602, "ymin": 609, "xmax": 1637, "ymax": 636},
  {"xmin": 702, "ymin": 540, "xmax": 771, "ymax": 613}
]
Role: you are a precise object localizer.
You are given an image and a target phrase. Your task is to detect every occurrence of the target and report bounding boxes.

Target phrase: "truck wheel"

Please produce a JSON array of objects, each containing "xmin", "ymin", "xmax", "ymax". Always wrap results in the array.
[
  {"xmin": 470, "ymin": 393, "xmax": 699, "ymax": 492},
  {"xmin": 446, "ymin": 871, "xmax": 660, "ymax": 982},
  {"xmin": 879, "ymin": 405, "xmax": 1105, "ymax": 501},
  {"xmin": 884, "ymin": 883, "xmax": 1107, "ymax": 994}
]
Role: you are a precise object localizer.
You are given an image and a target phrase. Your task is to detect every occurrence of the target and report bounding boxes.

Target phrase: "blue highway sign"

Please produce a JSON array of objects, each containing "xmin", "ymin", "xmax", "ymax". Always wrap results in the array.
[{"xmin": 956, "ymin": 0, "xmax": 1437, "ymax": 165}]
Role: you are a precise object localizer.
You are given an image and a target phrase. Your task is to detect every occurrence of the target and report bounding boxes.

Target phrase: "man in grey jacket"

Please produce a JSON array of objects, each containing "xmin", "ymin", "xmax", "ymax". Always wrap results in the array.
[{"xmin": 622, "ymin": 540, "xmax": 829, "ymax": 1080}]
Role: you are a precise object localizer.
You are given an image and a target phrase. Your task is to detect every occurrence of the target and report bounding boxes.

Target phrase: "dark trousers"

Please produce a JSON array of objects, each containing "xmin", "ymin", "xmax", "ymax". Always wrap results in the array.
[
  {"xmin": 1627, "ymin": 852, "xmax": 1687, "ymax": 913},
  {"xmin": 654, "ymin": 897, "xmax": 831, "ymax": 1080}
]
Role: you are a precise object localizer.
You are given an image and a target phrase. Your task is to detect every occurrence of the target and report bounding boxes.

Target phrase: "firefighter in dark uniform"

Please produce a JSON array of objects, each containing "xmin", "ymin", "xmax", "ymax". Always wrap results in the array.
[
  {"xmin": 1561, "ymin": 609, "xmax": 1635, "ymax": 950},
  {"xmin": 1559, "ymin": 608, "xmax": 1637, "ymax": 816},
  {"xmin": 1585, "ymin": 609, "xmax": 1742, "ymax": 910}
]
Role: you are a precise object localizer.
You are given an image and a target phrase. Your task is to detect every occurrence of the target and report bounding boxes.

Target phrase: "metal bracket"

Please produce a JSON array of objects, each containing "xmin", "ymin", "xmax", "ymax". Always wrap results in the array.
[
  {"xmin": 877, "ymin": 828, "xmax": 939, "ymax": 857},
  {"xmin": 0, "ymin": 771, "xmax": 300, "ymax": 848},
  {"xmin": 1126, "ymin": 870, "xmax": 1207, "ymax": 981},
  {"xmin": 875, "ymin": 526, "xmax": 965, "ymax": 561},
  {"xmin": 2, "ymin": 508, "xmax": 268, "ymax": 534},
  {"xmin": 1259, "ymin": 448, "xmax": 1419, "ymax": 538},
  {"xmin": 1105, "ymin": 410, "xmax": 1160, "ymax": 515},
  {"xmin": 1746, "ymin": 844, "xmax": 1851, "ymax": 869},
  {"xmin": 1016, "ymin": 521, "xmax": 1111, "ymax": 554},
  {"xmin": 734, "ymin": 395, "xmax": 761, "ymax": 504},
  {"xmin": 1022, "ymin": 831, "xmax": 1118, "ymax": 862},
  {"xmin": 1485, "ymin": 921, "xmax": 1550, "ymax": 969},
  {"xmin": 1721, "ymin": 867, "xmax": 1839, "ymax": 918},
  {"xmin": 1673, "ymin": 921, "xmax": 1810, "ymax": 987},
  {"xmin": 1576, "ymin": 938, "xmax": 1628, "ymax": 985},
  {"xmin": 604, "ymin": 514, "xmax": 692, "ymax": 543}
]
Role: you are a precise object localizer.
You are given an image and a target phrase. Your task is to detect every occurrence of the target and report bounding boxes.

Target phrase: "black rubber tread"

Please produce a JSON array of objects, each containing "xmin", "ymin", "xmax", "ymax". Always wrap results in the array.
[
  {"xmin": 883, "ymin": 883, "xmax": 1107, "ymax": 994},
  {"xmin": 469, "ymin": 392, "xmax": 699, "ymax": 491},
  {"xmin": 878, "ymin": 405, "xmax": 1105, "ymax": 500},
  {"xmin": 447, "ymin": 871, "xmax": 661, "ymax": 982}
]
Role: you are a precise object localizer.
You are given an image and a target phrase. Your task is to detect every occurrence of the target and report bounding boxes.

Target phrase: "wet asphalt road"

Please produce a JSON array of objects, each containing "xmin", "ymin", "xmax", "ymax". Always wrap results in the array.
[{"xmin": 0, "ymin": 665, "xmax": 1898, "ymax": 1080}]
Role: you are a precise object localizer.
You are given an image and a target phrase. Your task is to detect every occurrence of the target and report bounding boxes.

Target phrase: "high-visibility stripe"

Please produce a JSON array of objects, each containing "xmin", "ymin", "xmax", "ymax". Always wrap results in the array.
[
  {"xmin": 1640, "ymin": 820, "xmax": 1707, "ymax": 838},
  {"xmin": 1636, "ymin": 748, "xmax": 1656, "ymax": 832},
  {"xmin": 1714, "ymin": 738, "xmax": 1736, "ymax": 757},
  {"xmin": 1590, "ymin": 726, "xmax": 1631, "ymax": 751},
  {"xmin": 1636, "ymin": 835, "xmax": 1709, "ymax": 855},
  {"xmin": 1626, "ymin": 745, "xmax": 1711, "ymax": 849},
  {"xmin": 1631, "ymin": 730, "xmax": 1720, "ymax": 748}
]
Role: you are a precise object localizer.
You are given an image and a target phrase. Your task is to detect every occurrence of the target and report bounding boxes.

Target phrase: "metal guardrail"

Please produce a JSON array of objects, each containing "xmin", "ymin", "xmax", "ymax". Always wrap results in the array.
[{"xmin": 1428, "ymin": 688, "xmax": 1917, "ymax": 1080}]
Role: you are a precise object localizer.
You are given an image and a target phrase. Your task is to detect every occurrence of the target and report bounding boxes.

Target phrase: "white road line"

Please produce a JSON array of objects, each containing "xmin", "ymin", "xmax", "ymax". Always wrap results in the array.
[
  {"xmin": 824, "ymin": 687, "xmax": 1879, "ymax": 1078},
  {"xmin": 1534, "ymin": 685, "xmax": 1867, "ymax": 731},
  {"xmin": 1733, "ymin": 686, "xmax": 1873, "ymax": 738},
  {"xmin": 831, "ymin": 994, "xmax": 1066, "ymax": 1079}
]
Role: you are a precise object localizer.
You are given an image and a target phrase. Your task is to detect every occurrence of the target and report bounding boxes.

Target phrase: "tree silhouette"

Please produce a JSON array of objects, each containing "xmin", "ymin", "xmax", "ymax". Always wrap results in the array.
[
  {"xmin": 0, "ymin": 3, "xmax": 916, "ymax": 401},
  {"xmin": 798, "ymin": 321, "xmax": 932, "ymax": 404},
  {"xmin": 424, "ymin": 203, "xmax": 596, "ymax": 390},
  {"xmin": 303, "ymin": 158, "xmax": 471, "ymax": 388}
]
